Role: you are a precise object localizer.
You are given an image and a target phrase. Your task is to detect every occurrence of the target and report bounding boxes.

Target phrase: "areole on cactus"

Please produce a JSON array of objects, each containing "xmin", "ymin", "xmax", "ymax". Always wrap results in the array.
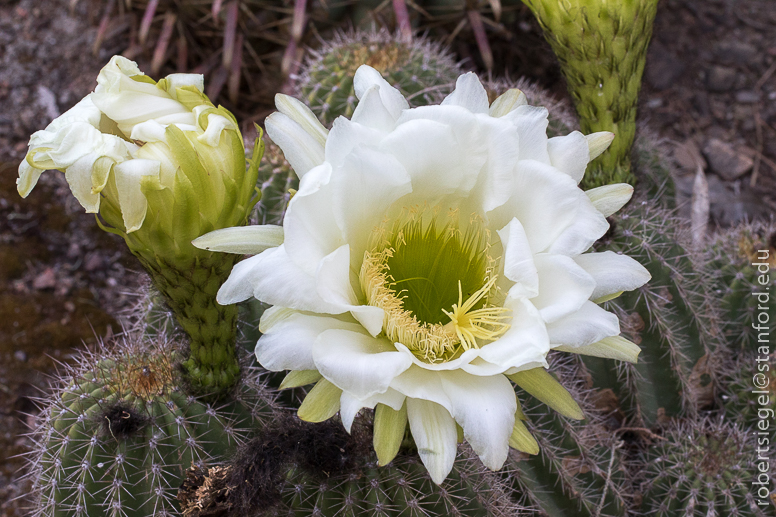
[{"xmin": 17, "ymin": 56, "xmax": 265, "ymax": 397}]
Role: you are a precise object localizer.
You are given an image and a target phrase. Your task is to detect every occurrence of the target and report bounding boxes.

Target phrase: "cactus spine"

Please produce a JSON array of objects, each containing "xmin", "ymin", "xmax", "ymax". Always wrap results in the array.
[
  {"xmin": 585, "ymin": 200, "xmax": 721, "ymax": 426},
  {"xmin": 28, "ymin": 337, "xmax": 276, "ymax": 517},
  {"xmin": 638, "ymin": 419, "xmax": 771, "ymax": 516},
  {"xmin": 522, "ymin": 0, "xmax": 659, "ymax": 188},
  {"xmin": 705, "ymin": 221, "xmax": 776, "ymax": 352}
]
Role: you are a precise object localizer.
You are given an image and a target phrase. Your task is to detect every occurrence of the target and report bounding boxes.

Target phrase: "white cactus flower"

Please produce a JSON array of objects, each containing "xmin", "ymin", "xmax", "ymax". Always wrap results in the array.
[{"xmin": 195, "ymin": 66, "xmax": 651, "ymax": 484}]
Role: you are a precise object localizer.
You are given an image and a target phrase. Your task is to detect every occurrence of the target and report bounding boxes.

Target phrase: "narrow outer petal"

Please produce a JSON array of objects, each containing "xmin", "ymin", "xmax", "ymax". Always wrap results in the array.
[{"xmin": 406, "ymin": 399, "xmax": 458, "ymax": 485}]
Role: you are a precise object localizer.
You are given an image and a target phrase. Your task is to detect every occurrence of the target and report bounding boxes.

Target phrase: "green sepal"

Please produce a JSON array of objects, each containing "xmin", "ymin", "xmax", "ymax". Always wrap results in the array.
[
  {"xmin": 176, "ymin": 85, "xmax": 213, "ymax": 110},
  {"xmin": 130, "ymin": 74, "xmax": 157, "ymax": 85},
  {"xmin": 508, "ymin": 368, "xmax": 585, "ymax": 420},
  {"xmin": 164, "ymin": 124, "xmax": 217, "ymax": 222},
  {"xmin": 373, "ymin": 402, "xmax": 408, "ymax": 466},
  {"xmin": 280, "ymin": 370, "xmax": 323, "ymax": 390},
  {"xmin": 509, "ymin": 417, "xmax": 539, "ymax": 455},
  {"xmin": 555, "ymin": 336, "xmax": 641, "ymax": 363},
  {"xmin": 298, "ymin": 379, "xmax": 342, "ymax": 423}
]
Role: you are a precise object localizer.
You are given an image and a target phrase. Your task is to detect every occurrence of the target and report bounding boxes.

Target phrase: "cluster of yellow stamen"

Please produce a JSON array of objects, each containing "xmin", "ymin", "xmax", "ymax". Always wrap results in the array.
[{"xmin": 359, "ymin": 209, "xmax": 512, "ymax": 363}]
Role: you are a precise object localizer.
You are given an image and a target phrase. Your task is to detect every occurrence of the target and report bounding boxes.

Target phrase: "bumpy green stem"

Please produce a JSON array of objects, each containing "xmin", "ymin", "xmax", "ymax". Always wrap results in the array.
[
  {"xmin": 523, "ymin": 0, "xmax": 659, "ymax": 188},
  {"xmin": 138, "ymin": 251, "xmax": 242, "ymax": 396}
]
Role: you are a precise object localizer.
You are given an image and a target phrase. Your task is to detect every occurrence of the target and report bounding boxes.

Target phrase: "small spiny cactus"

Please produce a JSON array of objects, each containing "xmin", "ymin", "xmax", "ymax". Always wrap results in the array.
[
  {"xmin": 705, "ymin": 221, "xmax": 776, "ymax": 351},
  {"xmin": 638, "ymin": 419, "xmax": 773, "ymax": 516},
  {"xmin": 721, "ymin": 352, "xmax": 776, "ymax": 431},
  {"xmin": 298, "ymin": 31, "xmax": 461, "ymax": 126},
  {"xmin": 254, "ymin": 142, "xmax": 298, "ymax": 227},
  {"xmin": 27, "ymin": 336, "xmax": 277, "ymax": 517}
]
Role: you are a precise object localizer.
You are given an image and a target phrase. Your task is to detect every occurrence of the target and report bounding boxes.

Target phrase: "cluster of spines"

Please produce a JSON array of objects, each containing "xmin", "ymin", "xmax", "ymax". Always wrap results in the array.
[
  {"xmin": 638, "ymin": 418, "xmax": 770, "ymax": 516},
  {"xmin": 504, "ymin": 354, "xmax": 631, "ymax": 517},
  {"xmin": 297, "ymin": 30, "xmax": 461, "ymax": 126},
  {"xmin": 253, "ymin": 142, "xmax": 299, "ymax": 227},
  {"xmin": 585, "ymin": 199, "xmax": 722, "ymax": 427},
  {"xmin": 26, "ymin": 336, "xmax": 277, "ymax": 517},
  {"xmin": 705, "ymin": 220, "xmax": 776, "ymax": 352}
]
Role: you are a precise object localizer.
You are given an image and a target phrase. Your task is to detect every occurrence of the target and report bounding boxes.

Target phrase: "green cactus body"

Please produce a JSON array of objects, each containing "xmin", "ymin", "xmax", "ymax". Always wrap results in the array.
[
  {"xmin": 522, "ymin": 0, "xmax": 659, "ymax": 188},
  {"xmin": 298, "ymin": 31, "xmax": 460, "ymax": 126},
  {"xmin": 706, "ymin": 222, "xmax": 776, "ymax": 351},
  {"xmin": 639, "ymin": 420, "xmax": 771, "ymax": 516},
  {"xmin": 29, "ymin": 339, "xmax": 275, "ymax": 517},
  {"xmin": 254, "ymin": 142, "xmax": 298, "ymax": 227},
  {"xmin": 585, "ymin": 200, "xmax": 721, "ymax": 427},
  {"xmin": 722, "ymin": 352, "xmax": 776, "ymax": 430},
  {"xmin": 504, "ymin": 356, "xmax": 629, "ymax": 517},
  {"xmin": 278, "ymin": 452, "xmax": 516, "ymax": 516}
]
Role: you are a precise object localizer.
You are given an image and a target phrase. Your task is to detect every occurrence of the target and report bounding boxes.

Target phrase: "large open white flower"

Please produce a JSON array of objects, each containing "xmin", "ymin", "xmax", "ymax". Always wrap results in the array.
[{"xmin": 195, "ymin": 66, "xmax": 650, "ymax": 484}]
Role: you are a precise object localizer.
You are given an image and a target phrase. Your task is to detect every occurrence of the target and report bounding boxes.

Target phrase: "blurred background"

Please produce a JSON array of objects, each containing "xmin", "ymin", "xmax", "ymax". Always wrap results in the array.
[{"xmin": 0, "ymin": 0, "xmax": 774, "ymax": 514}]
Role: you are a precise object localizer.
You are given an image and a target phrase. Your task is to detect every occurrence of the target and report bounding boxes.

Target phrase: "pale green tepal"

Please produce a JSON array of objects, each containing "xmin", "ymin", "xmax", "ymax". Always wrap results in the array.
[
  {"xmin": 523, "ymin": 0, "xmax": 659, "ymax": 188},
  {"xmin": 17, "ymin": 56, "xmax": 265, "ymax": 397}
]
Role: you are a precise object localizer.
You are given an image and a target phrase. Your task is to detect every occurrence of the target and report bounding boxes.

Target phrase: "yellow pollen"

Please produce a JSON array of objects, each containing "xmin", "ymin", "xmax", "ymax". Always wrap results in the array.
[{"xmin": 441, "ymin": 278, "xmax": 512, "ymax": 352}]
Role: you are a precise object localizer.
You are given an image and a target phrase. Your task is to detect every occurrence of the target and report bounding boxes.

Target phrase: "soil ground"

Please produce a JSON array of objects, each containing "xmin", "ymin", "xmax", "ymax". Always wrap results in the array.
[{"xmin": 0, "ymin": 0, "xmax": 773, "ymax": 515}]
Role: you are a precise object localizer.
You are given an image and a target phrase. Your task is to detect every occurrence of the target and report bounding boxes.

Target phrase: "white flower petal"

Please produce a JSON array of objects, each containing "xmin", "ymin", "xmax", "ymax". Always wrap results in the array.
[
  {"xmin": 547, "ymin": 131, "xmax": 590, "ymax": 184},
  {"xmin": 313, "ymin": 329, "xmax": 413, "ymax": 400},
  {"xmin": 547, "ymin": 301, "xmax": 620, "ymax": 348},
  {"xmin": 315, "ymin": 244, "xmax": 385, "ymax": 336},
  {"xmin": 504, "ymin": 105, "xmax": 550, "ymax": 163},
  {"xmin": 217, "ymin": 245, "xmax": 342, "ymax": 313},
  {"xmin": 265, "ymin": 111, "xmax": 325, "ymax": 178},
  {"xmin": 497, "ymin": 218, "xmax": 538, "ymax": 298},
  {"xmin": 192, "ymin": 225, "xmax": 284, "ymax": 254},
  {"xmin": 113, "ymin": 158, "xmax": 161, "ymax": 232},
  {"xmin": 351, "ymin": 85, "xmax": 398, "ymax": 132},
  {"xmin": 439, "ymin": 370, "xmax": 515, "ymax": 470},
  {"xmin": 340, "ymin": 388, "xmax": 405, "ymax": 433},
  {"xmin": 324, "ymin": 116, "xmax": 386, "ymax": 168},
  {"xmin": 275, "ymin": 93, "xmax": 328, "ymax": 147},
  {"xmin": 198, "ymin": 113, "xmax": 236, "ymax": 147},
  {"xmin": 531, "ymin": 254, "xmax": 596, "ymax": 323},
  {"xmin": 547, "ymin": 195, "xmax": 610, "ymax": 256},
  {"xmin": 574, "ymin": 251, "xmax": 651, "ymax": 300},
  {"xmin": 64, "ymin": 153, "xmax": 104, "ymax": 212},
  {"xmin": 585, "ymin": 183, "xmax": 634, "ymax": 217},
  {"xmin": 488, "ymin": 89, "xmax": 527, "ymax": 118},
  {"xmin": 380, "ymin": 117, "xmax": 484, "ymax": 205},
  {"xmin": 164, "ymin": 73, "xmax": 205, "ymax": 94},
  {"xmin": 353, "ymin": 65, "xmax": 409, "ymax": 119},
  {"xmin": 555, "ymin": 335, "xmax": 640, "ymax": 363},
  {"xmin": 257, "ymin": 310, "xmax": 361, "ymax": 371},
  {"xmin": 17, "ymin": 161, "xmax": 44, "ymax": 198},
  {"xmin": 441, "ymin": 72, "xmax": 489, "ymax": 114},
  {"xmin": 406, "ymin": 398, "xmax": 458, "ymax": 485},
  {"xmin": 475, "ymin": 297, "xmax": 549, "ymax": 373}
]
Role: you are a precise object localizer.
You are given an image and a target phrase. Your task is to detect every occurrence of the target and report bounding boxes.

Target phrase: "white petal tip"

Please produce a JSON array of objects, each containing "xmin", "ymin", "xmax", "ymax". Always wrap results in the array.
[{"xmin": 586, "ymin": 132, "xmax": 615, "ymax": 160}]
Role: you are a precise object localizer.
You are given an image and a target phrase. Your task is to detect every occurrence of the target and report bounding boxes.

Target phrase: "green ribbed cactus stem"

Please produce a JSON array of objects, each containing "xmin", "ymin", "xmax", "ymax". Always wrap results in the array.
[
  {"xmin": 27, "ymin": 337, "xmax": 276, "ymax": 517},
  {"xmin": 137, "ymin": 252, "xmax": 242, "ymax": 397},
  {"xmin": 253, "ymin": 142, "xmax": 298, "ymax": 226},
  {"xmin": 585, "ymin": 199, "xmax": 722, "ymax": 427},
  {"xmin": 298, "ymin": 31, "xmax": 460, "ymax": 125},
  {"xmin": 638, "ymin": 419, "xmax": 771, "ymax": 516},
  {"xmin": 705, "ymin": 221, "xmax": 776, "ymax": 351},
  {"xmin": 504, "ymin": 355, "xmax": 630, "ymax": 516},
  {"xmin": 523, "ymin": 0, "xmax": 659, "ymax": 189},
  {"xmin": 721, "ymin": 352, "xmax": 776, "ymax": 430}
]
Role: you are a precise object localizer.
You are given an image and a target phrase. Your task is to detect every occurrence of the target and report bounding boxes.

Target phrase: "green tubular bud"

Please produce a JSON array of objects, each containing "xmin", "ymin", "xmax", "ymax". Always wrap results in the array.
[
  {"xmin": 522, "ymin": 0, "xmax": 659, "ymax": 188},
  {"xmin": 297, "ymin": 30, "xmax": 461, "ymax": 126},
  {"xmin": 28, "ymin": 337, "xmax": 276, "ymax": 517}
]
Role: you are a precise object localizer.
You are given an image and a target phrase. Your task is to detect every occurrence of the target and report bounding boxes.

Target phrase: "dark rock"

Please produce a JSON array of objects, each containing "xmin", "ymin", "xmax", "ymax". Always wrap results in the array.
[
  {"xmin": 646, "ymin": 44, "xmax": 685, "ymax": 91},
  {"xmin": 735, "ymin": 90, "xmax": 760, "ymax": 104},
  {"xmin": 702, "ymin": 138, "xmax": 754, "ymax": 180},
  {"xmin": 706, "ymin": 66, "xmax": 737, "ymax": 92},
  {"xmin": 715, "ymin": 41, "xmax": 759, "ymax": 65}
]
